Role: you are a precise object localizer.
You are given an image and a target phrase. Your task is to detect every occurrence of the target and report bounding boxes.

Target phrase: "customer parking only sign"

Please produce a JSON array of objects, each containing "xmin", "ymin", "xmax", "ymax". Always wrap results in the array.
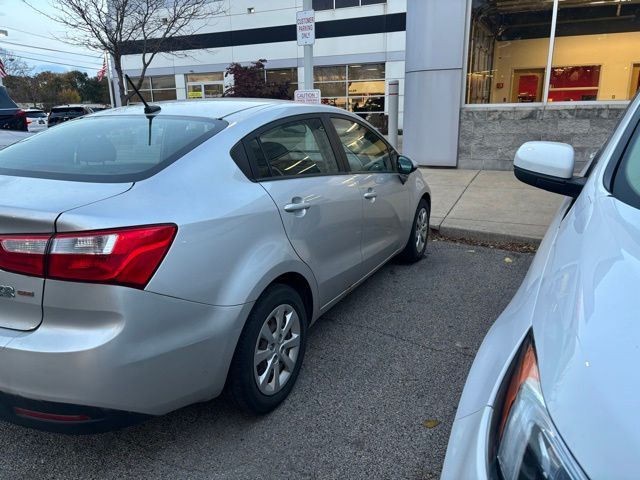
[{"xmin": 296, "ymin": 10, "xmax": 315, "ymax": 46}]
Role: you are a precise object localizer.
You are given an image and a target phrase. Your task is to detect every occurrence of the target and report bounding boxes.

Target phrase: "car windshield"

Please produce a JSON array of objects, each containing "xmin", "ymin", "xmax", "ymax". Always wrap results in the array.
[
  {"xmin": 613, "ymin": 123, "xmax": 640, "ymax": 210},
  {"xmin": 0, "ymin": 115, "xmax": 226, "ymax": 182},
  {"xmin": 25, "ymin": 111, "xmax": 46, "ymax": 118}
]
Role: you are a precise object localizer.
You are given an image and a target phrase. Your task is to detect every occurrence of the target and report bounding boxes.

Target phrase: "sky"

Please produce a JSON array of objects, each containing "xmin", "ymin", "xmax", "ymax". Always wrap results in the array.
[{"xmin": 0, "ymin": 0, "xmax": 103, "ymax": 75}]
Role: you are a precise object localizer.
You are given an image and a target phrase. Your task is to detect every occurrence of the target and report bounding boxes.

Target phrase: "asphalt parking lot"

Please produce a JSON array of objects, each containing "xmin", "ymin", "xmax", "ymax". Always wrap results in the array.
[{"xmin": 0, "ymin": 239, "xmax": 533, "ymax": 480}]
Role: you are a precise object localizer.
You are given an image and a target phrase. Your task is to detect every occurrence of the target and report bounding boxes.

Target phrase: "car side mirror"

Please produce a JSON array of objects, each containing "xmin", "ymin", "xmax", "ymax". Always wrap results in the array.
[
  {"xmin": 513, "ymin": 141, "xmax": 586, "ymax": 198},
  {"xmin": 397, "ymin": 155, "xmax": 418, "ymax": 175}
]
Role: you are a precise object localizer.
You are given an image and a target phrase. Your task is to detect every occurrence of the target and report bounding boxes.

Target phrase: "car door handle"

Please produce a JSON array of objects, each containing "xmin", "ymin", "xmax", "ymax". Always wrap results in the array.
[
  {"xmin": 284, "ymin": 202, "xmax": 311, "ymax": 212},
  {"xmin": 363, "ymin": 191, "xmax": 377, "ymax": 200}
]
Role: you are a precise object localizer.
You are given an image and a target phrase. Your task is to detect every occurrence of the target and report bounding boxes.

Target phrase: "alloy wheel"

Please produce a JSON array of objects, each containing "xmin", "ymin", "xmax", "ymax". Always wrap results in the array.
[
  {"xmin": 415, "ymin": 207, "xmax": 428, "ymax": 252},
  {"xmin": 253, "ymin": 304, "xmax": 301, "ymax": 396}
]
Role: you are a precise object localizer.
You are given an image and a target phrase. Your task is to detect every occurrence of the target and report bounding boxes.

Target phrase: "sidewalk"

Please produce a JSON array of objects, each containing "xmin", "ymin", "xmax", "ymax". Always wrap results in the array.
[{"xmin": 421, "ymin": 168, "xmax": 565, "ymax": 244}]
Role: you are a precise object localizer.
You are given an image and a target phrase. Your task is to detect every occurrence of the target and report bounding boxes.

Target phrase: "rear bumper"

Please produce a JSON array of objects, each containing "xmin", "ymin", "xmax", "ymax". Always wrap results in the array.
[
  {"xmin": 0, "ymin": 281, "xmax": 254, "ymax": 422},
  {"xmin": 0, "ymin": 391, "xmax": 149, "ymax": 434}
]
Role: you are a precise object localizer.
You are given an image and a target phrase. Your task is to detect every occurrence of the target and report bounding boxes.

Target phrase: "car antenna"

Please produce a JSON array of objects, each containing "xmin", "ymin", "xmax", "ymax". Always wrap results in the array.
[
  {"xmin": 124, "ymin": 74, "xmax": 161, "ymax": 115},
  {"xmin": 124, "ymin": 74, "xmax": 160, "ymax": 146}
]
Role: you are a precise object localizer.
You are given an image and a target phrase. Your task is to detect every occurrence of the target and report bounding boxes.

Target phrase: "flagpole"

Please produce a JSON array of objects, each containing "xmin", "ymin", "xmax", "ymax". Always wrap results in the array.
[{"xmin": 105, "ymin": 52, "xmax": 115, "ymax": 108}]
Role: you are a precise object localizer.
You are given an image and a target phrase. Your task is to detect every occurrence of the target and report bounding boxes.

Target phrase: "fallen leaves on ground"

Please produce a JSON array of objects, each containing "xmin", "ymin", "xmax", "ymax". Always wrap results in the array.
[
  {"xmin": 504, "ymin": 257, "xmax": 513, "ymax": 264},
  {"xmin": 422, "ymin": 419, "xmax": 441, "ymax": 429}
]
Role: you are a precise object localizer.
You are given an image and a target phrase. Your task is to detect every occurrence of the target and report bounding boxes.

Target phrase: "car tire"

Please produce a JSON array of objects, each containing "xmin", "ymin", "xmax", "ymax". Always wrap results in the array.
[
  {"xmin": 228, "ymin": 284, "xmax": 308, "ymax": 415},
  {"xmin": 397, "ymin": 199, "xmax": 430, "ymax": 263}
]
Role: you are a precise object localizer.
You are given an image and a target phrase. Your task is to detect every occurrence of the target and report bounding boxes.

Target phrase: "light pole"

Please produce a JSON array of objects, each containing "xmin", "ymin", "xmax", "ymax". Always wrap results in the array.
[{"xmin": 0, "ymin": 29, "xmax": 7, "ymax": 87}]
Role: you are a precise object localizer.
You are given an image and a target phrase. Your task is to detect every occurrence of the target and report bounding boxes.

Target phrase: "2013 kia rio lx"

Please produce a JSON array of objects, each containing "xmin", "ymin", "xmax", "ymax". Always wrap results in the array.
[
  {"xmin": 441, "ymin": 93, "xmax": 640, "ymax": 478},
  {"xmin": 0, "ymin": 99, "xmax": 430, "ymax": 432}
]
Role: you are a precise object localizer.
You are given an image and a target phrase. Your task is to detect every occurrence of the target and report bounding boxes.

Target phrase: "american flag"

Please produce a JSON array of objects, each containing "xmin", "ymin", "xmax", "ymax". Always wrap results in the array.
[
  {"xmin": 97, "ymin": 57, "xmax": 107, "ymax": 81},
  {"xmin": 0, "ymin": 57, "xmax": 7, "ymax": 79}
]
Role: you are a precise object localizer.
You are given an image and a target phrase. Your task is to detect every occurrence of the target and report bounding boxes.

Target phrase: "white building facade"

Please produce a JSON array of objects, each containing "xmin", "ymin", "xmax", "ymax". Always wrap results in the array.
[
  {"xmin": 121, "ymin": 0, "xmax": 640, "ymax": 170},
  {"xmin": 122, "ymin": 0, "xmax": 406, "ymax": 136}
]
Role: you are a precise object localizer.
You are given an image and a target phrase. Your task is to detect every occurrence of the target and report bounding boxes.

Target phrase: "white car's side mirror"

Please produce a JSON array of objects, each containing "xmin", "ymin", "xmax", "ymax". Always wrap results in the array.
[{"xmin": 514, "ymin": 141, "xmax": 586, "ymax": 198}]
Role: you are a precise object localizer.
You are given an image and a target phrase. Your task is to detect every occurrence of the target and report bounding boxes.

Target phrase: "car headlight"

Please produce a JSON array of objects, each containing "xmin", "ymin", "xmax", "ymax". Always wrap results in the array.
[{"xmin": 496, "ymin": 336, "xmax": 588, "ymax": 480}]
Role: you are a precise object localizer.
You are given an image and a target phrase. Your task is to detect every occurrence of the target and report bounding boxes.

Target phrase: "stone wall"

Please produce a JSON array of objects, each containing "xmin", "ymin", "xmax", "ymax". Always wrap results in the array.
[{"xmin": 458, "ymin": 104, "xmax": 629, "ymax": 172}]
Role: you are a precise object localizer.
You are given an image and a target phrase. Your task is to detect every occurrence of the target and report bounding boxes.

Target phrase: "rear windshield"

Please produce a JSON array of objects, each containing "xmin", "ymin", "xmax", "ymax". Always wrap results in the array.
[
  {"xmin": 0, "ymin": 115, "xmax": 227, "ymax": 182},
  {"xmin": 25, "ymin": 111, "xmax": 46, "ymax": 118},
  {"xmin": 50, "ymin": 107, "xmax": 86, "ymax": 117}
]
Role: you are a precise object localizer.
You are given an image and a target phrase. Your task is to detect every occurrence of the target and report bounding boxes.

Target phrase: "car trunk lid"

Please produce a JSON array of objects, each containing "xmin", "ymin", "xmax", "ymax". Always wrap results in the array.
[{"xmin": 0, "ymin": 176, "xmax": 132, "ymax": 331}]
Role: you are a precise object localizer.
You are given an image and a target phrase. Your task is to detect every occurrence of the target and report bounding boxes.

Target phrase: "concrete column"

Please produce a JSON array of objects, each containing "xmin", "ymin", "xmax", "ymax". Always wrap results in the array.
[
  {"xmin": 403, "ymin": 0, "xmax": 468, "ymax": 166},
  {"xmin": 175, "ymin": 73, "xmax": 186, "ymax": 100}
]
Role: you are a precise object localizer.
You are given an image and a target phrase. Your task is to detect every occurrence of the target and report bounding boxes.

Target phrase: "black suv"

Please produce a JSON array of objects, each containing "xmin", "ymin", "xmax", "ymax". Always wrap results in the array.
[
  {"xmin": 48, "ymin": 104, "xmax": 94, "ymax": 127},
  {"xmin": 0, "ymin": 86, "xmax": 27, "ymax": 131}
]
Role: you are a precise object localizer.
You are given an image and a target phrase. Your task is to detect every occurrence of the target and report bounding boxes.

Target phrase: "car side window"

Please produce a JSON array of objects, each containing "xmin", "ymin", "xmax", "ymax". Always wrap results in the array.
[
  {"xmin": 257, "ymin": 118, "xmax": 339, "ymax": 177},
  {"xmin": 331, "ymin": 117, "xmax": 393, "ymax": 173}
]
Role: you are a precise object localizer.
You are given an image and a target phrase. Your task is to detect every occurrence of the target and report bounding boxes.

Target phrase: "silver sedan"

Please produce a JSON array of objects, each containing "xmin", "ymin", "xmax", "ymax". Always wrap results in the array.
[{"xmin": 0, "ymin": 99, "xmax": 430, "ymax": 433}]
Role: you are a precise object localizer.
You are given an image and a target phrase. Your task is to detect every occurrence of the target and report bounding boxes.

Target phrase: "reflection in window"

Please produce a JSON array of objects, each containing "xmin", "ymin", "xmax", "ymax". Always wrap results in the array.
[
  {"xmin": 258, "ymin": 119, "xmax": 339, "ymax": 177},
  {"xmin": 331, "ymin": 118, "xmax": 392, "ymax": 173}
]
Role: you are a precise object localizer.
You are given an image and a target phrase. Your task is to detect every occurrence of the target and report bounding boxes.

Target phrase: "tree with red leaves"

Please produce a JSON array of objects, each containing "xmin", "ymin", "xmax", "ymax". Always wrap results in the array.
[{"xmin": 224, "ymin": 59, "xmax": 291, "ymax": 100}]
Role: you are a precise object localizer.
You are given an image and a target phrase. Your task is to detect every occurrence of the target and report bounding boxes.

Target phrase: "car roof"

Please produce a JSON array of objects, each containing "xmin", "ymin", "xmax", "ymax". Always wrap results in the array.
[
  {"xmin": 92, "ymin": 98, "xmax": 348, "ymax": 120},
  {"xmin": 51, "ymin": 104, "xmax": 92, "ymax": 109}
]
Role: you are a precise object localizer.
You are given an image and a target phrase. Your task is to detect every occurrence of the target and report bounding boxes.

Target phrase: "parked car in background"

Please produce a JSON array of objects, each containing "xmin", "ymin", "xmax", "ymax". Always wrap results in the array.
[
  {"xmin": 0, "ymin": 86, "xmax": 27, "ymax": 131},
  {"xmin": 0, "ymin": 99, "xmax": 430, "ymax": 433},
  {"xmin": 47, "ymin": 104, "xmax": 94, "ymax": 127},
  {"xmin": 442, "ymin": 93, "xmax": 640, "ymax": 479},
  {"xmin": 24, "ymin": 109, "xmax": 48, "ymax": 133},
  {"xmin": 85, "ymin": 104, "xmax": 110, "ymax": 112}
]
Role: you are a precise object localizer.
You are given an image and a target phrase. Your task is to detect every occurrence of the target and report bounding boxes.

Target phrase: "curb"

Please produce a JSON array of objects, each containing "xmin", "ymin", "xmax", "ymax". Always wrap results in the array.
[{"xmin": 432, "ymin": 224, "xmax": 542, "ymax": 246}]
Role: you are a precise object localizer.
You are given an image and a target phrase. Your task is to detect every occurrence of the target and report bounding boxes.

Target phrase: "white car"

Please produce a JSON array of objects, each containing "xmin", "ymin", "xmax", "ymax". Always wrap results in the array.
[
  {"xmin": 24, "ymin": 109, "xmax": 48, "ymax": 133},
  {"xmin": 441, "ymin": 94, "xmax": 640, "ymax": 479}
]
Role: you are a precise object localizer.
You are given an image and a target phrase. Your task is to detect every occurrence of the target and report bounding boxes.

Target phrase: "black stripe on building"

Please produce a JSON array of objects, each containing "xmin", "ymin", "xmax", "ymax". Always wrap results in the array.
[{"xmin": 121, "ymin": 13, "xmax": 406, "ymax": 55}]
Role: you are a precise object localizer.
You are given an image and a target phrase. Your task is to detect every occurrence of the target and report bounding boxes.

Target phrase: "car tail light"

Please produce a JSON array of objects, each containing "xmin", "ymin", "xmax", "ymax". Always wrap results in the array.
[
  {"xmin": 0, "ymin": 235, "xmax": 50, "ymax": 276},
  {"xmin": 0, "ymin": 225, "xmax": 176, "ymax": 288}
]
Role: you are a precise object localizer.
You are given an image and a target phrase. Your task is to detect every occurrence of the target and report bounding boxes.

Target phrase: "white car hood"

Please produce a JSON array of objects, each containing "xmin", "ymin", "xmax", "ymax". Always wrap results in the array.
[
  {"xmin": 532, "ymin": 192, "xmax": 640, "ymax": 479},
  {"xmin": 0, "ymin": 130, "xmax": 32, "ymax": 149}
]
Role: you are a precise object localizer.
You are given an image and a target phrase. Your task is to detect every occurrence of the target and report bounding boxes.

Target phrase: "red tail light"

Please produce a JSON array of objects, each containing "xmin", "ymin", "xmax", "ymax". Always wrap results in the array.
[
  {"xmin": 0, "ymin": 225, "xmax": 176, "ymax": 289},
  {"xmin": 0, "ymin": 235, "xmax": 49, "ymax": 276}
]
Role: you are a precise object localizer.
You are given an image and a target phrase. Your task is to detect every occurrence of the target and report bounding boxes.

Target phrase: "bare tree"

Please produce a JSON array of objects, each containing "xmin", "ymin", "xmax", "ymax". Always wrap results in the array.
[
  {"xmin": 0, "ymin": 49, "xmax": 32, "ymax": 77},
  {"xmin": 24, "ymin": 0, "xmax": 223, "ymax": 105}
]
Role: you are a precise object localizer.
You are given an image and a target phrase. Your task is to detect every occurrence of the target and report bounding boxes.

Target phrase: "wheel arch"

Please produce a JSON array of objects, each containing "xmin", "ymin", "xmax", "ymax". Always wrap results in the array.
[{"xmin": 268, "ymin": 272, "xmax": 314, "ymax": 325}]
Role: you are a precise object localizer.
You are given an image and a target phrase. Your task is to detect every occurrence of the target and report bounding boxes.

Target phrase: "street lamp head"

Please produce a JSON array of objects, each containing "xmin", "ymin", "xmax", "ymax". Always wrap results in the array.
[{"xmin": 0, "ymin": 29, "xmax": 7, "ymax": 37}]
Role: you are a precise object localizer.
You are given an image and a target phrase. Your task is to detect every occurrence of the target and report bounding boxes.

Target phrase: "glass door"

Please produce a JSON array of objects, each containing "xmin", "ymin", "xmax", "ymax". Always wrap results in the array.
[
  {"xmin": 187, "ymin": 84, "xmax": 204, "ymax": 100},
  {"xmin": 186, "ymin": 73, "xmax": 224, "ymax": 100}
]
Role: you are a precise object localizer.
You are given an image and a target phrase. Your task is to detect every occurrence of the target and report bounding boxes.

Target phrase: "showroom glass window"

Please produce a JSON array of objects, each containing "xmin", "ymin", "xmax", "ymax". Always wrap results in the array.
[
  {"xmin": 265, "ymin": 68, "xmax": 298, "ymax": 99},
  {"xmin": 313, "ymin": 0, "xmax": 385, "ymax": 10},
  {"xmin": 550, "ymin": 0, "xmax": 640, "ymax": 102},
  {"xmin": 465, "ymin": 0, "xmax": 640, "ymax": 105},
  {"xmin": 466, "ymin": 0, "xmax": 553, "ymax": 104},
  {"xmin": 128, "ymin": 75, "xmax": 177, "ymax": 102},
  {"xmin": 315, "ymin": 63, "xmax": 386, "ymax": 129}
]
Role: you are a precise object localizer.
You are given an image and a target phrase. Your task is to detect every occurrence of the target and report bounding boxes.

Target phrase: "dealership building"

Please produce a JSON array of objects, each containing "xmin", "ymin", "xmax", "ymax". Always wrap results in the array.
[{"xmin": 121, "ymin": 0, "xmax": 639, "ymax": 171}]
